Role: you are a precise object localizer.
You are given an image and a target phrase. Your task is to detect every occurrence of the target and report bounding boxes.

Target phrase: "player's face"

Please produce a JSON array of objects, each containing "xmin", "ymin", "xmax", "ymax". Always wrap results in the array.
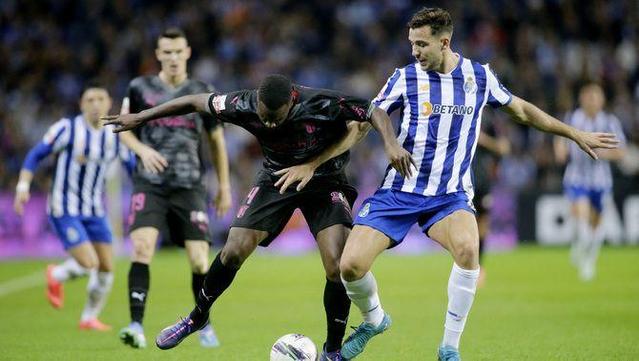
[
  {"xmin": 80, "ymin": 88, "xmax": 112, "ymax": 125},
  {"xmin": 256, "ymin": 98, "xmax": 294, "ymax": 128},
  {"xmin": 156, "ymin": 37, "xmax": 191, "ymax": 77},
  {"xmin": 579, "ymin": 85, "xmax": 605, "ymax": 116},
  {"xmin": 409, "ymin": 26, "xmax": 450, "ymax": 71}
]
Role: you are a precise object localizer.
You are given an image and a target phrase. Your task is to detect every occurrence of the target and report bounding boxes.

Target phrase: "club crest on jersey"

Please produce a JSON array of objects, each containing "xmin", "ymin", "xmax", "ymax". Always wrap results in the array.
[
  {"xmin": 211, "ymin": 95, "xmax": 227, "ymax": 113},
  {"xmin": 463, "ymin": 76, "xmax": 477, "ymax": 94},
  {"xmin": 358, "ymin": 203, "xmax": 371, "ymax": 218}
]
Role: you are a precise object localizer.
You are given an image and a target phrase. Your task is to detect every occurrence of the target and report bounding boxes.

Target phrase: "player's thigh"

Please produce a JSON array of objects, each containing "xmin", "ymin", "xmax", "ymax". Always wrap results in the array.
[
  {"xmin": 315, "ymin": 224, "xmax": 350, "ymax": 281},
  {"xmin": 184, "ymin": 240, "xmax": 210, "ymax": 273},
  {"xmin": 167, "ymin": 187, "xmax": 211, "ymax": 245},
  {"xmin": 129, "ymin": 186, "xmax": 168, "ymax": 234},
  {"xmin": 427, "ymin": 210, "xmax": 479, "ymax": 265},
  {"xmin": 571, "ymin": 198, "xmax": 591, "ymax": 220},
  {"xmin": 82, "ymin": 216, "xmax": 113, "ymax": 271},
  {"xmin": 231, "ymin": 180, "xmax": 297, "ymax": 247},
  {"xmin": 130, "ymin": 226, "xmax": 160, "ymax": 263},
  {"xmin": 68, "ymin": 242, "xmax": 99, "ymax": 269},
  {"xmin": 340, "ymin": 225, "xmax": 392, "ymax": 281},
  {"xmin": 219, "ymin": 227, "xmax": 270, "ymax": 268},
  {"xmin": 91, "ymin": 242, "xmax": 113, "ymax": 272},
  {"xmin": 49, "ymin": 215, "xmax": 96, "ymax": 267}
]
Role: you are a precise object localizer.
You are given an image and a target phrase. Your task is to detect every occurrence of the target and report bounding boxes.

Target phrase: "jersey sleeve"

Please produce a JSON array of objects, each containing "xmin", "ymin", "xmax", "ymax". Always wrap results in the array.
[
  {"xmin": 23, "ymin": 119, "xmax": 70, "ymax": 171},
  {"xmin": 122, "ymin": 78, "xmax": 144, "ymax": 114},
  {"xmin": 207, "ymin": 90, "xmax": 247, "ymax": 124},
  {"xmin": 607, "ymin": 115, "xmax": 627, "ymax": 146},
  {"xmin": 485, "ymin": 65, "xmax": 512, "ymax": 108},
  {"xmin": 333, "ymin": 94, "xmax": 375, "ymax": 123},
  {"xmin": 201, "ymin": 83, "xmax": 221, "ymax": 132},
  {"xmin": 373, "ymin": 68, "xmax": 406, "ymax": 114}
]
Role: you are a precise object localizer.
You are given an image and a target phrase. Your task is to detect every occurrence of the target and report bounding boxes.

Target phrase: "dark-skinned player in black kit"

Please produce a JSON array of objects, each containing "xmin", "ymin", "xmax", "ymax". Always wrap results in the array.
[{"xmin": 104, "ymin": 74, "xmax": 414, "ymax": 360}]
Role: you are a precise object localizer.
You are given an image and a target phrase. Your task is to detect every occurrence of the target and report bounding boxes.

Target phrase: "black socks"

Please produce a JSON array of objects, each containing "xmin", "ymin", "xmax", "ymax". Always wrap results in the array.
[
  {"xmin": 324, "ymin": 279, "xmax": 351, "ymax": 352},
  {"xmin": 128, "ymin": 262, "xmax": 150, "ymax": 324},
  {"xmin": 191, "ymin": 253, "xmax": 238, "ymax": 321}
]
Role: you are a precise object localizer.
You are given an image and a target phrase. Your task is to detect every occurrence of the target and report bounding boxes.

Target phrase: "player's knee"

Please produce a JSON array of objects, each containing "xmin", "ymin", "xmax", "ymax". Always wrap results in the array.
[
  {"xmin": 189, "ymin": 257, "xmax": 209, "ymax": 274},
  {"xmin": 76, "ymin": 255, "xmax": 98, "ymax": 270},
  {"xmin": 98, "ymin": 259, "xmax": 113, "ymax": 272},
  {"xmin": 220, "ymin": 244, "xmax": 248, "ymax": 269},
  {"xmin": 339, "ymin": 257, "xmax": 366, "ymax": 282},
  {"xmin": 324, "ymin": 261, "xmax": 341, "ymax": 283},
  {"xmin": 132, "ymin": 239, "xmax": 154, "ymax": 263},
  {"xmin": 452, "ymin": 236, "xmax": 479, "ymax": 268}
]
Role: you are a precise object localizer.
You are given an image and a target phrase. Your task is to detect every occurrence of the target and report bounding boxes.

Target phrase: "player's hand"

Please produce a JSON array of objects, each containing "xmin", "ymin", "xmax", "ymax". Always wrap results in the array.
[
  {"xmin": 385, "ymin": 144, "xmax": 416, "ymax": 178},
  {"xmin": 138, "ymin": 146, "xmax": 168, "ymax": 174},
  {"xmin": 573, "ymin": 131, "xmax": 619, "ymax": 160},
  {"xmin": 102, "ymin": 113, "xmax": 145, "ymax": 133},
  {"xmin": 273, "ymin": 164, "xmax": 316, "ymax": 194},
  {"xmin": 215, "ymin": 186, "xmax": 232, "ymax": 218},
  {"xmin": 13, "ymin": 190, "xmax": 30, "ymax": 216}
]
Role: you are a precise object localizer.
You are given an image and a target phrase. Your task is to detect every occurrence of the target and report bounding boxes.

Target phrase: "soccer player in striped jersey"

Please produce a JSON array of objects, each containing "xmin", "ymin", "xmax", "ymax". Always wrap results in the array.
[
  {"xmin": 282, "ymin": 8, "xmax": 617, "ymax": 360},
  {"xmin": 555, "ymin": 83, "xmax": 626, "ymax": 281},
  {"xmin": 14, "ymin": 82, "xmax": 135, "ymax": 331}
]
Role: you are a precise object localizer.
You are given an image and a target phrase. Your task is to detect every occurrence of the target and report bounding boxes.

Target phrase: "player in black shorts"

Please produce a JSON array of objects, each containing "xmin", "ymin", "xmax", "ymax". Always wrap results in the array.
[
  {"xmin": 117, "ymin": 28, "xmax": 231, "ymax": 348},
  {"xmin": 104, "ymin": 74, "xmax": 413, "ymax": 359},
  {"xmin": 472, "ymin": 119, "xmax": 510, "ymax": 286}
]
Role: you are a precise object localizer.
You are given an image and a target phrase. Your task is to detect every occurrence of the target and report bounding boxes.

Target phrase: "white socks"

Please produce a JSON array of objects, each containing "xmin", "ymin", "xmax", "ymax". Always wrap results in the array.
[
  {"xmin": 442, "ymin": 263, "xmax": 480, "ymax": 349},
  {"xmin": 342, "ymin": 271, "xmax": 385, "ymax": 327},
  {"xmin": 52, "ymin": 258, "xmax": 88, "ymax": 282},
  {"xmin": 81, "ymin": 271, "xmax": 114, "ymax": 321}
]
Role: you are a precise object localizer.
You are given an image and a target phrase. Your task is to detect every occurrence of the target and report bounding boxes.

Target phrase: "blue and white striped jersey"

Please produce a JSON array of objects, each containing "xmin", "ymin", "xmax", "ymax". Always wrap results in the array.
[
  {"xmin": 563, "ymin": 109, "xmax": 626, "ymax": 190},
  {"xmin": 374, "ymin": 56, "xmax": 512, "ymax": 199},
  {"xmin": 24, "ymin": 115, "xmax": 135, "ymax": 217}
]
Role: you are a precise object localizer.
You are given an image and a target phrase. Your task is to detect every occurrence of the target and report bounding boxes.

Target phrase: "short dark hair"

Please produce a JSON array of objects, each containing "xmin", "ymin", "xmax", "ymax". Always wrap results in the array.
[
  {"xmin": 407, "ymin": 7, "xmax": 453, "ymax": 36},
  {"xmin": 82, "ymin": 79, "xmax": 108, "ymax": 95},
  {"xmin": 158, "ymin": 27, "xmax": 187, "ymax": 43},
  {"xmin": 258, "ymin": 74, "xmax": 292, "ymax": 110}
]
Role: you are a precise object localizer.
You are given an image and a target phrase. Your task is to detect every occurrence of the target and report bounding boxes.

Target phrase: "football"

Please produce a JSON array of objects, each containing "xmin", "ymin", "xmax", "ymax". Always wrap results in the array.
[{"xmin": 270, "ymin": 333, "xmax": 318, "ymax": 361}]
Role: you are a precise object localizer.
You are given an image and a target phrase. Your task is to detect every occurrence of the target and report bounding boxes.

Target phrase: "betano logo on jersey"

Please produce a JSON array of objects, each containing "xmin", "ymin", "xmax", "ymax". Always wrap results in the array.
[{"xmin": 421, "ymin": 101, "xmax": 475, "ymax": 116}]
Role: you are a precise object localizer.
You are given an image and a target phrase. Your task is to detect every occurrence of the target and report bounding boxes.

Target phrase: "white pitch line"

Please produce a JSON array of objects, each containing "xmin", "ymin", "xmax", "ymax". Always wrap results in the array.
[{"xmin": 0, "ymin": 272, "xmax": 44, "ymax": 298}]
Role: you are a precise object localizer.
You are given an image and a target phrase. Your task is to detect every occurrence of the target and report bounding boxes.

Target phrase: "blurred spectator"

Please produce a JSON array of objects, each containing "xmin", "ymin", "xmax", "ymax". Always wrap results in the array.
[{"xmin": 1, "ymin": 0, "xmax": 637, "ymax": 197}]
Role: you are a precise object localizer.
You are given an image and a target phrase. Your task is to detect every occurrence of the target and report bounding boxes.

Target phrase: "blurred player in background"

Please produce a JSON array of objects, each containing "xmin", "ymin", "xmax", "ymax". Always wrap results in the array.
[
  {"xmin": 298, "ymin": 8, "xmax": 618, "ymax": 360},
  {"xmin": 117, "ymin": 28, "xmax": 231, "ymax": 349},
  {"xmin": 104, "ymin": 73, "xmax": 412, "ymax": 360},
  {"xmin": 473, "ymin": 127, "xmax": 511, "ymax": 286},
  {"xmin": 13, "ymin": 82, "xmax": 135, "ymax": 331},
  {"xmin": 555, "ymin": 83, "xmax": 626, "ymax": 281}
]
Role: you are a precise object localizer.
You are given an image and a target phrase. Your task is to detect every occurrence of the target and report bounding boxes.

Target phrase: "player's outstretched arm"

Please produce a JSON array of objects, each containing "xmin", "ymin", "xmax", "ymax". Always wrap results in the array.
[
  {"xmin": 502, "ymin": 96, "xmax": 619, "ymax": 159},
  {"xmin": 103, "ymin": 93, "xmax": 211, "ymax": 132},
  {"xmin": 274, "ymin": 121, "xmax": 372, "ymax": 193}
]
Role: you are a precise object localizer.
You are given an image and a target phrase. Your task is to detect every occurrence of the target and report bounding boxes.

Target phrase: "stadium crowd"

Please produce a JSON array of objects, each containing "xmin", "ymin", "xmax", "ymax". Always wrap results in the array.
[{"xmin": 1, "ymin": 0, "xmax": 638, "ymax": 197}]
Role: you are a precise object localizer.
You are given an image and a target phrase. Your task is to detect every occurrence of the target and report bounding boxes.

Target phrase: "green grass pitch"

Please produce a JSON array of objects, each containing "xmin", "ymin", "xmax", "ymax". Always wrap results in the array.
[{"xmin": 1, "ymin": 246, "xmax": 638, "ymax": 360}]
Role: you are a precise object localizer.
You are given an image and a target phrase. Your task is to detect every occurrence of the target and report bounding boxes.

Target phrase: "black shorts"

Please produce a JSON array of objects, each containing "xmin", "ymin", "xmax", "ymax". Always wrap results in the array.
[
  {"xmin": 231, "ymin": 170, "xmax": 357, "ymax": 247},
  {"xmin": 128, "ymin": 182, "xmax": 210, "ymax": 246}
]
